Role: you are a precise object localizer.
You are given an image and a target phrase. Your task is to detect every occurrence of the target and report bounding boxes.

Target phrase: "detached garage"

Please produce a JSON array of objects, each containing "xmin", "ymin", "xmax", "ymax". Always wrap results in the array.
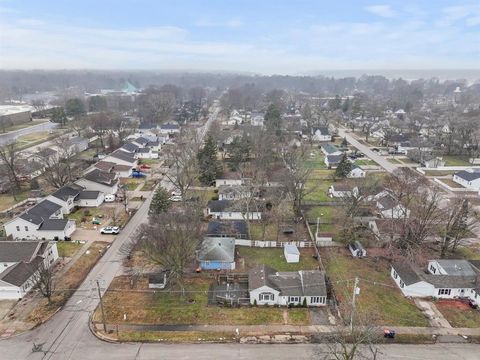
[{"xmin": 284, "ymin": 244, "xmax": 300, "ymax": 263}]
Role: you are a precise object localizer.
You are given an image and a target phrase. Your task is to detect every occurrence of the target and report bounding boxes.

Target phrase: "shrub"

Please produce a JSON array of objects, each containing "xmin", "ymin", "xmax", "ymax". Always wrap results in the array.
[
  {"xmin": 83, "ymin": 209, "xmax": 91, "ymax": 216},
  {"xmin": 302, "ymin": 298, "xmax": 307, "ymax": 307},
  {"xmin": 253, "ymin": 299, "xmax": 257, "ymax": 306},
  {"xmin": 211, "ymin": 195, "xmax": 219, "ymax": 201}
]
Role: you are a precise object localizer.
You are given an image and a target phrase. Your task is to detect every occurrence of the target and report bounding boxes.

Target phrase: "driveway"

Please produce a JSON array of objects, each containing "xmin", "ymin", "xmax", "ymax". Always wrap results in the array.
[{"xmin": 71, "ymin": 229, "xmax": 117, "ymax": 243}]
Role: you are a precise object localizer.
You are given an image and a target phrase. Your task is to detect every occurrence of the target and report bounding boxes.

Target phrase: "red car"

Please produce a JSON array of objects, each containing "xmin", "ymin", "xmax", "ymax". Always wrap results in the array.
[{"xmin": 139, "ymin": 164, "xmax": 151, "ymax": 170}]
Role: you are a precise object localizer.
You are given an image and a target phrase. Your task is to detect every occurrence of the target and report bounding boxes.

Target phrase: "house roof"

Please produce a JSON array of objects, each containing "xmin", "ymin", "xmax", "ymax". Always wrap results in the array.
[
  {"xmin": 113, "ymin": 164, "xmax": 132, "ymax": 172},
  {"xmin": 39, "ymin": 219, "xmax": 70, "ymax": 231},
  {"xmin": 51, "ymin": 185, "xmax": 82, "ymax": 201},
  {"xmin": 321, "ymin": 143, "xmax": 340, "ymax": 154},
  {"xmin": 392, "ymin": 262, "xmax": 422, "ymax": 286},
  {"xmin": 326, "ymin": 154, "xmax": 342, "ymax": 164},
  {"xmin": 206, "ymin": 220, "xmax": 248, "ymax": 237},
  {"xmin": 454, "ymin": 170, "xmax": 480, "ymax": 182},
  {"xmin": 133, "ymin": 137, "xmax": 149, "ymax": 145},
  {"xmin": 377, "ymin": 195, "xmax": 397, "ymax": 211},
  {"xmin": 0, "ymin": 260, "xmax": 38, "ymax": 286},
  {"xmin": 0, "ymin": 241, "xmax": 43, "ymax": 263},
  {"xmin": 218, "ymin": 185, "xmax": 250, "ymax": 196},
  {"xmin": 331, "ymin": 183, "xmax": 354, "ymax": 192},
  {"xmin": 248, "ymin": 264, "xmax": 278, "ymax": 291},
  {"xmin": 422, "ymin": 274, "xmax": 477, "ymax": 289},
  {"xmin": 83, "ymin": 169, "xmax": 117, "ymax": 187},
  {"xmin": 160, "ymin": 123, "xmax": 179, "ymax": 130},
  {"xmin": 314, "ymin": 127, "xmax": 330, "ymax": 135},
  {"xmin": 136, "ymin": 147, "xmax": 152, "ymax": 153},
  {"xmin": 120, "ymin": 142, "xmax": 139, "ymax": 153},
  {"xmin": 434, "ymin": 260, "xmax": 478, "ymax": 276},
  {"xmin": 95, "ymin": 161, "xmax": 116, "ymax": 172},
  {"xmin": 77, "ymin": 190, "xmax": 102, "ymax": 200},
  {"xmin": 198, "ymin": 237, "xmax": 235, "ymax": 263},
  {"xmin": 19, "ymin": 200, "xmax": 62, "ymax": 225},
  {"xmin": 109, "ymin": 150, "xmax": 136, "ymax": 164},
  {"xmin": 207, "ymin": 200, "xmax": 232, "ymax": 212},
  {"xmin": 67, "ymin": 136, "xmax": 87, "ymax": 146}
]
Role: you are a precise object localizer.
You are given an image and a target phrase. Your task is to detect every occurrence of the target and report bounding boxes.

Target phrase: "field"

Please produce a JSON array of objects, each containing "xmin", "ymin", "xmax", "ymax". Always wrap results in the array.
[
  {"xmin": 237, "ymin": 247, "xmax": 319, "ymax": 272},
  {"xmin": 120, "ymin": 178, "xmax": 143, "ymax": 191},
  {"xmin": 140, "ymin": 180, "xmax": 157, "ymax": 191},
  {"xmin": 95, "ymin": 276, "xmax": 310, "ymax": 326},
  {"xmin": 436, "ymin": 300, "xmax": 480, "ymax": 328},
  {"xmin": 321, "ymin": 248, "xmax": 429, "ymax": 327},
  {"xmin": 0, "ymin": 188, "xmax": 31, "ymax": 212}
]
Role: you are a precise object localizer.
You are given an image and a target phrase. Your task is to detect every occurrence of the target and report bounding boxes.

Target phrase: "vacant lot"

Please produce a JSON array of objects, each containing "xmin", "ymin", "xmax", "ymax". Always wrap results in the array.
[
  {"xmin": 321, "ymin": 248, "xmax": 429, "ymax": 327},
  {"xmin": 436, "ymin": 300, "xmax": 480, "ymax": 328},
  {"xmin": 238, "ymin": 247, "xmax": 319, "ymax": 272},
  {"xmin": 28, "ymin": 241, "xmax": 109, "ymax": 324},
  {"xmin": 95, "ymin": 276, "xmax": 310, "ymax": 326}
]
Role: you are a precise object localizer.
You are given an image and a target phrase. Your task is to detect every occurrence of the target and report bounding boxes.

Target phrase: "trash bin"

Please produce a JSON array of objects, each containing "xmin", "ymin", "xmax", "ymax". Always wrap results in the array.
[{"xmin": 383, "ymin": 329, "xmax": 395, "ymax": 339}]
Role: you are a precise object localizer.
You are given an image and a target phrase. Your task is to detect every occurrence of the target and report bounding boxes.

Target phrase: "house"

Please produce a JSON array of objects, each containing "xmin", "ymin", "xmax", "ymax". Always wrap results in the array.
[
  {"xmin": 135, "ymin": 147, "xmax": 159, "ymax": 159},
  {"xmin": 284, "ymin": 244, "xmax": 300, "ymax": 263},
  {"xmin": 66, "ymin": 136, "xmax": 88, "ymax": 154},
  {"xmin": 206, "ymin": 220, "xmax": 249, "ymax": 239},
  {"xmin": 131, "ymin": 137, "xmax": 149, "ymax": 148},
  {"xmin": 325, "ymin": 154, "xmax": 343, "ymax": 168},
  {"xmin": 159, "ymin": 123, "xmax": 180, "ymax": 136},
  {"xmin": 198, "ymin": 237, "xmax": 236, "ymax": 270},
  {"xmin": 328, "ymin": 184, "xmax": 359, "ymax": 198},
  {"xmin": 376, "ymin": 194, "xmax": 409, "ymax": 219},
  {"xmin": 103, "ymin": 149, "xmax": 138, "ymax": 167},
  {"xmin": 119, "ymin": 142, "xmax": 139, "ymax": 154},
  {"xmin": 207, "ymin": 200, "xmax": 262, "ymax": 220},
  {"xmin": 407, "ymin": 150, "xmax": 445, "ymax": 168},
  {"xmin": 347, "ymin": 165, "xmax": 366, "ymax": 178},
  {"xmin": 94, "ymin": 161, "xmax": 132, "ymax": 178},
  {"xmin": 76, "ymin": 169, "xmax": 118, "ymax": 195},
  {"xmin": 218, "ymin": 185, "xmax": 251, "ymax": 200},
  {"xmin": 311, "ymin": 127, "xmax": 331, "ymax": 142},
  {"xmin": 47, "ymin": 184, "xmax": 104, "ymax": 214},
  {"xmin": 215, "ymin": 177, "xmax": 244, "ymax": 187},
  {"xmin": 0, "ymin": 241, "xmax": 58, "ymax": 299},
  {"xmin": 391, "ymin": 260, "xmax": 480, "ymax": 302},
  {"xmin": 4, "ymin": 200, "xmax": 76, "ymax": 240},
  {"xmin": 349, "ymin": 241, "xmax": 366, "ymax": 258},
  {"xmin": 251, "ymin": 112, "xmax": 265, "ymax": 127},
  {"xmin": 321, "ymin": 143, "xmax": 342, "ymax": 156},
  {"xmin": 146, "ymin": 140, "xmax": 161, "ymax": 152},
  {"xmin": 248, "ymin": 265, "xmax": 327, "ymax": 306},
  {"xmin": 453, "ymin": 170, "xmax": 480, "ymax": 191}
]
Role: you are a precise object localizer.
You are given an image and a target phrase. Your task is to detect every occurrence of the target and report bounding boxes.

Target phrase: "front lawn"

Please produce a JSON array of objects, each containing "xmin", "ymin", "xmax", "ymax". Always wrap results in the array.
[
  {"xmin": 438, "ymin": 179, "xmax": 465, "ymax": 188},
  {"xmin": 355, "ymin": 159, "xmax": 377, "ymax": 166},
  {"xmin": 140, "ymin": 180, "xmax": 157, "ymax": 191},
  {"xmin": 443, "ymin": 155, "xmax": 471, "ymax": 166},
  {"xmin": 138, "ymin": 158, "xmax": 161, "ymax": 165},
  {"xmin": 436, "ymin": 300, "xmax": 480, "ymax": 328},
  {"xmin": 96, "ymin": 276, "xmax": 310, "ymax": 326},
  {"xmin": 120, "ymin": 178, "xmax": 143, "ymax": 191},
  {"xmin": 322, "ymin": 248, "xmax": 429, "ymax": 327},
  {"xmin": 238, "ymin": 247, "xmax": 319, "ymax": 272}
]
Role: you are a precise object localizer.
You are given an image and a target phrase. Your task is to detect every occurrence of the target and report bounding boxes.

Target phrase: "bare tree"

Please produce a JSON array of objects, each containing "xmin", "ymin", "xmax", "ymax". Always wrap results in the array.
[
  {"xmin": 32, "ymin": 262, "xmax": 55, "ymax": 305},
  {"xmin": 0, "ymin": 142, "xmax": 21, "ymax": 193},
  {"xmin": 136, "ymin": 206, "xmax": 203, "ymax": 284}
]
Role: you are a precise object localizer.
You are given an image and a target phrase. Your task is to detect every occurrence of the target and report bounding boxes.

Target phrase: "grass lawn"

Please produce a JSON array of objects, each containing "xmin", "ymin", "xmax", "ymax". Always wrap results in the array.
[
  {"xmin": 438, "ymin": 179, "xmax": 465, "ymax": 188},
  {"xmin": 306, "ymin": 206, "xmax": 336, "ymax": 222},
  {"xmin": 16, "ymin": 131, "xmax": 50, "ymax": 142},
  {"xmin": 140, "ymin": 180, "xmax": 157, "ymax": 191},
  {"xmin": 249, "ymin": 223, "xmax": 278, "ymax": 240},
  {"xmin": 28, "ymin": 241, "xmax": 109, "ymax": 324},
  {"xmin": 310, "ymin": 169, "xmax": 334, "ymax": 179},
  {"xmin": 0, "ymin": 120, "xmax": 48, "ymax": 133},
  {"xmin": 238, "ymin": 247, "xmax": 319, "ymax": 272},
  {"xmin": 96, "ymin": 276, "xmax": 310, "ymax": 326},
  {"xmin": 443, "ymin": 155, "xmax": 471, "ymax": 166},
  {"xmin": 139, "ymin": 158, "xmax": 160, "ymax": 165},
  {"xmin": 322, "ymin": 248, "xmax": 429, "ymax": 327},
  {"xmin": 120, "ymin": 178, "xmax": 143, "ymax": 191},
  {"xmin": 436, "ymin": 300, "xmax": 480, "ymax": 328},
  {"xmin": 388, "ymin": 158, "xmax": 403, "ymax": 165},
  {"xmin": 117, "ymin": 331, "xmax": 236, "ymax": 343},
  {"xmin": 423, "ymin": 170, "xmax": 457, "ymax": 176},
  {"xmin": 68, "ymin": 207, "xmax": 105, "ymax": 223},
  {"xmin": 187, "ymin": 188, "xmax": 217, "ymax": 206},
  {"xmin": 75, "ymin": 148, "xmax": 97, "ymax": 160},
  {"xmin": 303, "ymin": 149, "xmax": 327, "ymax": 170},
  {"xmin": 355, "ymin": 159, "xmax": 377, "ymax": 166},
  {"xmin": 304, "ymin": 179, "xmax": 333, "ymax": 202},
  {"xmin": 56, "ymin": 241, "xmax": 82, "ymax": 258},
  {"xmin": 0, "ymin": 188, "xmax": 31, "ymax": 212}
]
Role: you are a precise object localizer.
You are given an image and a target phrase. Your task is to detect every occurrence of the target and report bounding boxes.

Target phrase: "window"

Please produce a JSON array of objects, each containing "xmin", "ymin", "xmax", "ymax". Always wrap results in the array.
[
  {"xmin": 259, "ymin": 293, "xmax": 274, "ymax": 301},
  {"xmin": 438, "ymin": 289, "xmax": 451, "ymax": 296},
  {"xmin": 288, "ymin": 296, "xmax": 300, "ymax": 303},
  {"xmin": 393, "ymin": 270, "xmax": 398, "ymax": 279},
  {"xmin": 24, "ymin": 226, "xmax": 29, "ymax": 232},
  {"xmin": 399, "ymin": 280, "xmax": 405, "ymax": 288},
  {"xmin": 311, "ymin": 296, "xmax": 323, "ymax": 304},
  {"xmin": 16, "ymin": 226, "xmax": 20, "ymax": 231},
  {"xmin": 429, "ymin": 265, "xmax": 436, "ymax": 274}
]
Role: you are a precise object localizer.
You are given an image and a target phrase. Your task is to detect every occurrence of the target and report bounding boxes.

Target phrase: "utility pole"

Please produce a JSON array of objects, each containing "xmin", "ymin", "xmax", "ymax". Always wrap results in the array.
[
  {"xmin": 350, "ymin": 277, "xmax": 359, "ymax": 332},
  {"xmin": 96, "ymin": 280, "xmax": 107, "ymax": 332}
]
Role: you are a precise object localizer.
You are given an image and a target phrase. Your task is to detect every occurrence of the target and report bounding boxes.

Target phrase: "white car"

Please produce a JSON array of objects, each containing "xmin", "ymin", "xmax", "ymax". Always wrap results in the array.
[{"xmin": 100, "ymin": 226, "xmax": 120, "ymax": 235}]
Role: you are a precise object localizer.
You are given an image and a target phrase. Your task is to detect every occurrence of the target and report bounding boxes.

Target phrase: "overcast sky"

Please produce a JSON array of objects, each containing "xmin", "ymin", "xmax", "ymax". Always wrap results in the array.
[{"xmin": 0, "ymin": 0, "xmax": 479, "ymax": 74}]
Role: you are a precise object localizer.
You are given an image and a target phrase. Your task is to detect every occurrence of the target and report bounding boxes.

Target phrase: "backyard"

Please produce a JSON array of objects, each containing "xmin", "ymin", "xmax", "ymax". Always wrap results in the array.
[
  {"xmin": 237, "ymin": 247, "xmax": 319, "ymax": 272},
  {"xmin": 95, "ymin": 276, "xmax": 310, "ymax": 326},
  {"xmin": 321, "ymin": 248, "xmax": 430, "ymax": 327},
  {"xmin": 303, "ymin": 149, "xmax": 327, "ymax": 170},
  {"xmin": 304, "ymin": 179, "xmax": 333, "ymax": 203},
  {"xmin": 56, "ymin": 241, "xmax": 82, "ymax": 258}
]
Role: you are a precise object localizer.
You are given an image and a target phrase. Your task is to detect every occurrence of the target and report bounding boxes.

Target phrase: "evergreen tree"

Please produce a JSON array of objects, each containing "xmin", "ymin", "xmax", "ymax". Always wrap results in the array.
[
  {"xmin": 335, "ymin": 154, "xmax": 353, "ymax": 178},
  {"xmin": 264, "ymin": 104, "xmax": 282, "ymax": 135},
  {"xmin": 341, "ymin": 137, "xmax": 348, "ymax": 147},
  {"xmin": 65, "ymin": 98, "xmax": 86, "ymax": 116},
  {"xmin": 227, "ymin": 133, "xmax": 251, "ymax": 171},
  {"xmin": 150, "ymin": 187, "xmax": 171, "ymax": 214},
  {"xmin": 50, "ymin": 107, "xmax": 67, "ymax": 126},
  {"xmin": 197, "ymin": 134, "xmax": 222, "ymax": 185}
]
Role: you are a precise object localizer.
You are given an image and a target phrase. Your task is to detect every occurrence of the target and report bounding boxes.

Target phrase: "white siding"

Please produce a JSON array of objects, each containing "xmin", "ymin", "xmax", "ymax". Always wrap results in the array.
[{"xmin": 75, "ymin": 179, "xmax": 118, "ymax": 195}]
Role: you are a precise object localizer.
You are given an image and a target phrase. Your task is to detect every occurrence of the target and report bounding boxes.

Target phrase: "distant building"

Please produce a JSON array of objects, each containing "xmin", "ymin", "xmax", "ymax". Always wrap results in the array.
[{"xmin": 453, "ymin": 170, "xmax": 480, "ymax": 190}]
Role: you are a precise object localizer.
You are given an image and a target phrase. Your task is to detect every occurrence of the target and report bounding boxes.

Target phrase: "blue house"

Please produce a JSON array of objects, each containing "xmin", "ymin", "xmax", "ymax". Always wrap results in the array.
[{"xmin": 198, "ymin": 237, "xmax": 236, "ymax": 270}]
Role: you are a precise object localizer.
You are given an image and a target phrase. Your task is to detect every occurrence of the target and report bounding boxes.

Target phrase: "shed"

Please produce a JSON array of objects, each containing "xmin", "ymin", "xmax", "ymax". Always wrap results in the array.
[
  {"xmin": 284, "ymin": 244, "xmax": 300, "ymax": 263},
  {"xmin": 349, "ymin": 241, "xmax": 367, "ymax": 258},
  {"xmin": 148, "ymin": 272, "xmax": 168, "ymax": 289}
]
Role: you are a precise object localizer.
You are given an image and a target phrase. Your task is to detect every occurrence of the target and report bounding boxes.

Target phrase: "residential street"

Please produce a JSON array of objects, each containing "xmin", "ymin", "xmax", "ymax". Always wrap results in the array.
[{"xmin": 0, "ymin": 121, "xmax": 58, "ymax": 146}]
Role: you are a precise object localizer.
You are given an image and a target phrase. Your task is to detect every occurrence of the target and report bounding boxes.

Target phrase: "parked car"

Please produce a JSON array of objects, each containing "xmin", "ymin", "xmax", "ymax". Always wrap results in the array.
[
  {"xmin": 100, "ymin": 226, "xmax": 120, "ymax": 235},
  {"xmin": 131, "ymin": 171, "xmax": 146, "ymax": 178}
]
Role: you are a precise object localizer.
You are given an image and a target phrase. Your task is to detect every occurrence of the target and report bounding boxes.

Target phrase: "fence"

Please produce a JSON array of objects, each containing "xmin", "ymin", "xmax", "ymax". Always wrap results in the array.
[{"xmin": 234, "ymin": 239, "xmax": 317, "ymax": 248}]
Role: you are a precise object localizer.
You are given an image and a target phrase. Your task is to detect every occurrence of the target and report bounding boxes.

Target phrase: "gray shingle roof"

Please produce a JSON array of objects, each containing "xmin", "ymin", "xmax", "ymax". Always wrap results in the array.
[
  {"xmin": 392, "ymin": 262, "xmax": 422, "ymax": 286},
  {"xmin": 77, "ymin": 190, "xmax": 101, "ymax": 200},
  {"xmin": 109, "ymin": 150, "xmax": 136, "ymax": 164},
  {"xmin": 0, "ymin": 241, "xmax": 41, "ymax": 262},
  {"xmin": 51, "ymin": 185, "xmax": 82, "ymax": 201},
  {"xmin": 198, "ymin": 237, "xmax": 235, "ymax": 263},
  {"xmin": 454, "ymin": 170, "xmax": 480, "ymax": 182},
  {"xmin": 39, "ymin": 219, "xmax": 70, "ymax": 231},
  {"xmin": 19, "ymin": 200, "xmax": 62, "ymax": 225},
  {"xmin": 0, "ymin": 261, "xmax": 37, "ymax": 286},
  {"xmin": 121, "ymin": 142, "xmax": 139, "ymax": 153},
  {"xmin": 206, "ymin": 220, "xmax": 248, "ymax": 238},
  {"xmin": 83, "ymin": 169, "xmax": 117, "ymax": 187}
]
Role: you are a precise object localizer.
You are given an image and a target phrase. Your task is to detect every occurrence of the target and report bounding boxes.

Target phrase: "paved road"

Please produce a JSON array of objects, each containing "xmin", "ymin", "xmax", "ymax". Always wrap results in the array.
[
  {"xmin": 337, "ymin": 128, "xmax": 398, "ymax": 173},
  {"xmin": 0, "ymin": 121, "xmax": 58, "ymax": 146}
]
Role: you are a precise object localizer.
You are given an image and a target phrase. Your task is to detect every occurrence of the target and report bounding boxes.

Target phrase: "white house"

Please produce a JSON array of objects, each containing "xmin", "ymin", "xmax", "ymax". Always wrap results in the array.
[
  {"xmin": 311, "ymin": 127, "xmax": 331, "ymax": 142},
  {"xmin": 284, "ymin": 244, "xmax": 300, "ymax": 263},
  {"xmin": 376, "ymin": 195, "xmax": 409, "ymax": 219},
  {"xmin": 4, "ymin": 200, "xmax": 76, "ymax": 240},
  {"xmin": 47, "ymin": 184, "xmax": 104, "ymax": 214},
  {"xmin": 215, "ymin": 178, "xmax": 244, "ymax": 187},
  {"xmin": 119, "ymin": 142, "xmax": 140, "ymax": 154},
  {"xmin": 328, "ymin": 184, "xmax": 359, "ymax": 198},
  {"xmin": 103, "ymin": 149, "xmax": 138, "ymax": 168},
  {"xmin": 131, "ymin": 137, "xmax": 149, "ymax": 148},
  {"xmin": 135, "ymin": 147, "xmax": 159, "ymax": 159},
  {"xmin": 218, "ymin": 185, "xmax": 251, "ymax": 201},
  {"xmin": 347, "ymin": 165, "xmax": 366, "ymax": 178},
  {"xmin": 76, "ymin": 169, "xmax": 118, "ymax": 195},
  {"xmin": 250, "ymin": 112, "xmax": 265, "ymax": 127},
  {"xmin": 159, "ymin": 123, "xmax": 180, "ymax": 136},
  {"xmin": 391, "ymin": 260, "xmax": 480, "ymax": 303},
  {"xmin": 325, "ymin": 154, "xmax": 343, "ymax": 169},
  {"xmin": 0, "ymin": 241, "xmax": 59, "ymax": 300},
  {"xmin": 321, "ymin": 143, "xmax": 342, "ymax": 156},
  {"xmin": 95, "ymin": 161, "xmax": 132, "ymax": 178},
  {"xmin": 207, "ymin": 200, "xmax": 262, "ymax": 220},
  {"xmin": 453, "ymin": 170, "xmax": 480, "ymax": 191},
  {"xmin": 198, "ymin": 237, "xmax": 236, "ymax": 270},
  {"xmin": 248, "ymin": 265, "xmax": 327, "ymax": 307},
  {"xmin": 66, "ymin": 136, "xmax": 89, "ymax": 154}
]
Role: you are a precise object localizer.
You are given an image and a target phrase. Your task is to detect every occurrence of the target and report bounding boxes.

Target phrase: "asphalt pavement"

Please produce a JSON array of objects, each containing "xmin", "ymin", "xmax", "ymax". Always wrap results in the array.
[{"xmin": 0, "ymin": 121, "xmax": 58, "ymax": 146}]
